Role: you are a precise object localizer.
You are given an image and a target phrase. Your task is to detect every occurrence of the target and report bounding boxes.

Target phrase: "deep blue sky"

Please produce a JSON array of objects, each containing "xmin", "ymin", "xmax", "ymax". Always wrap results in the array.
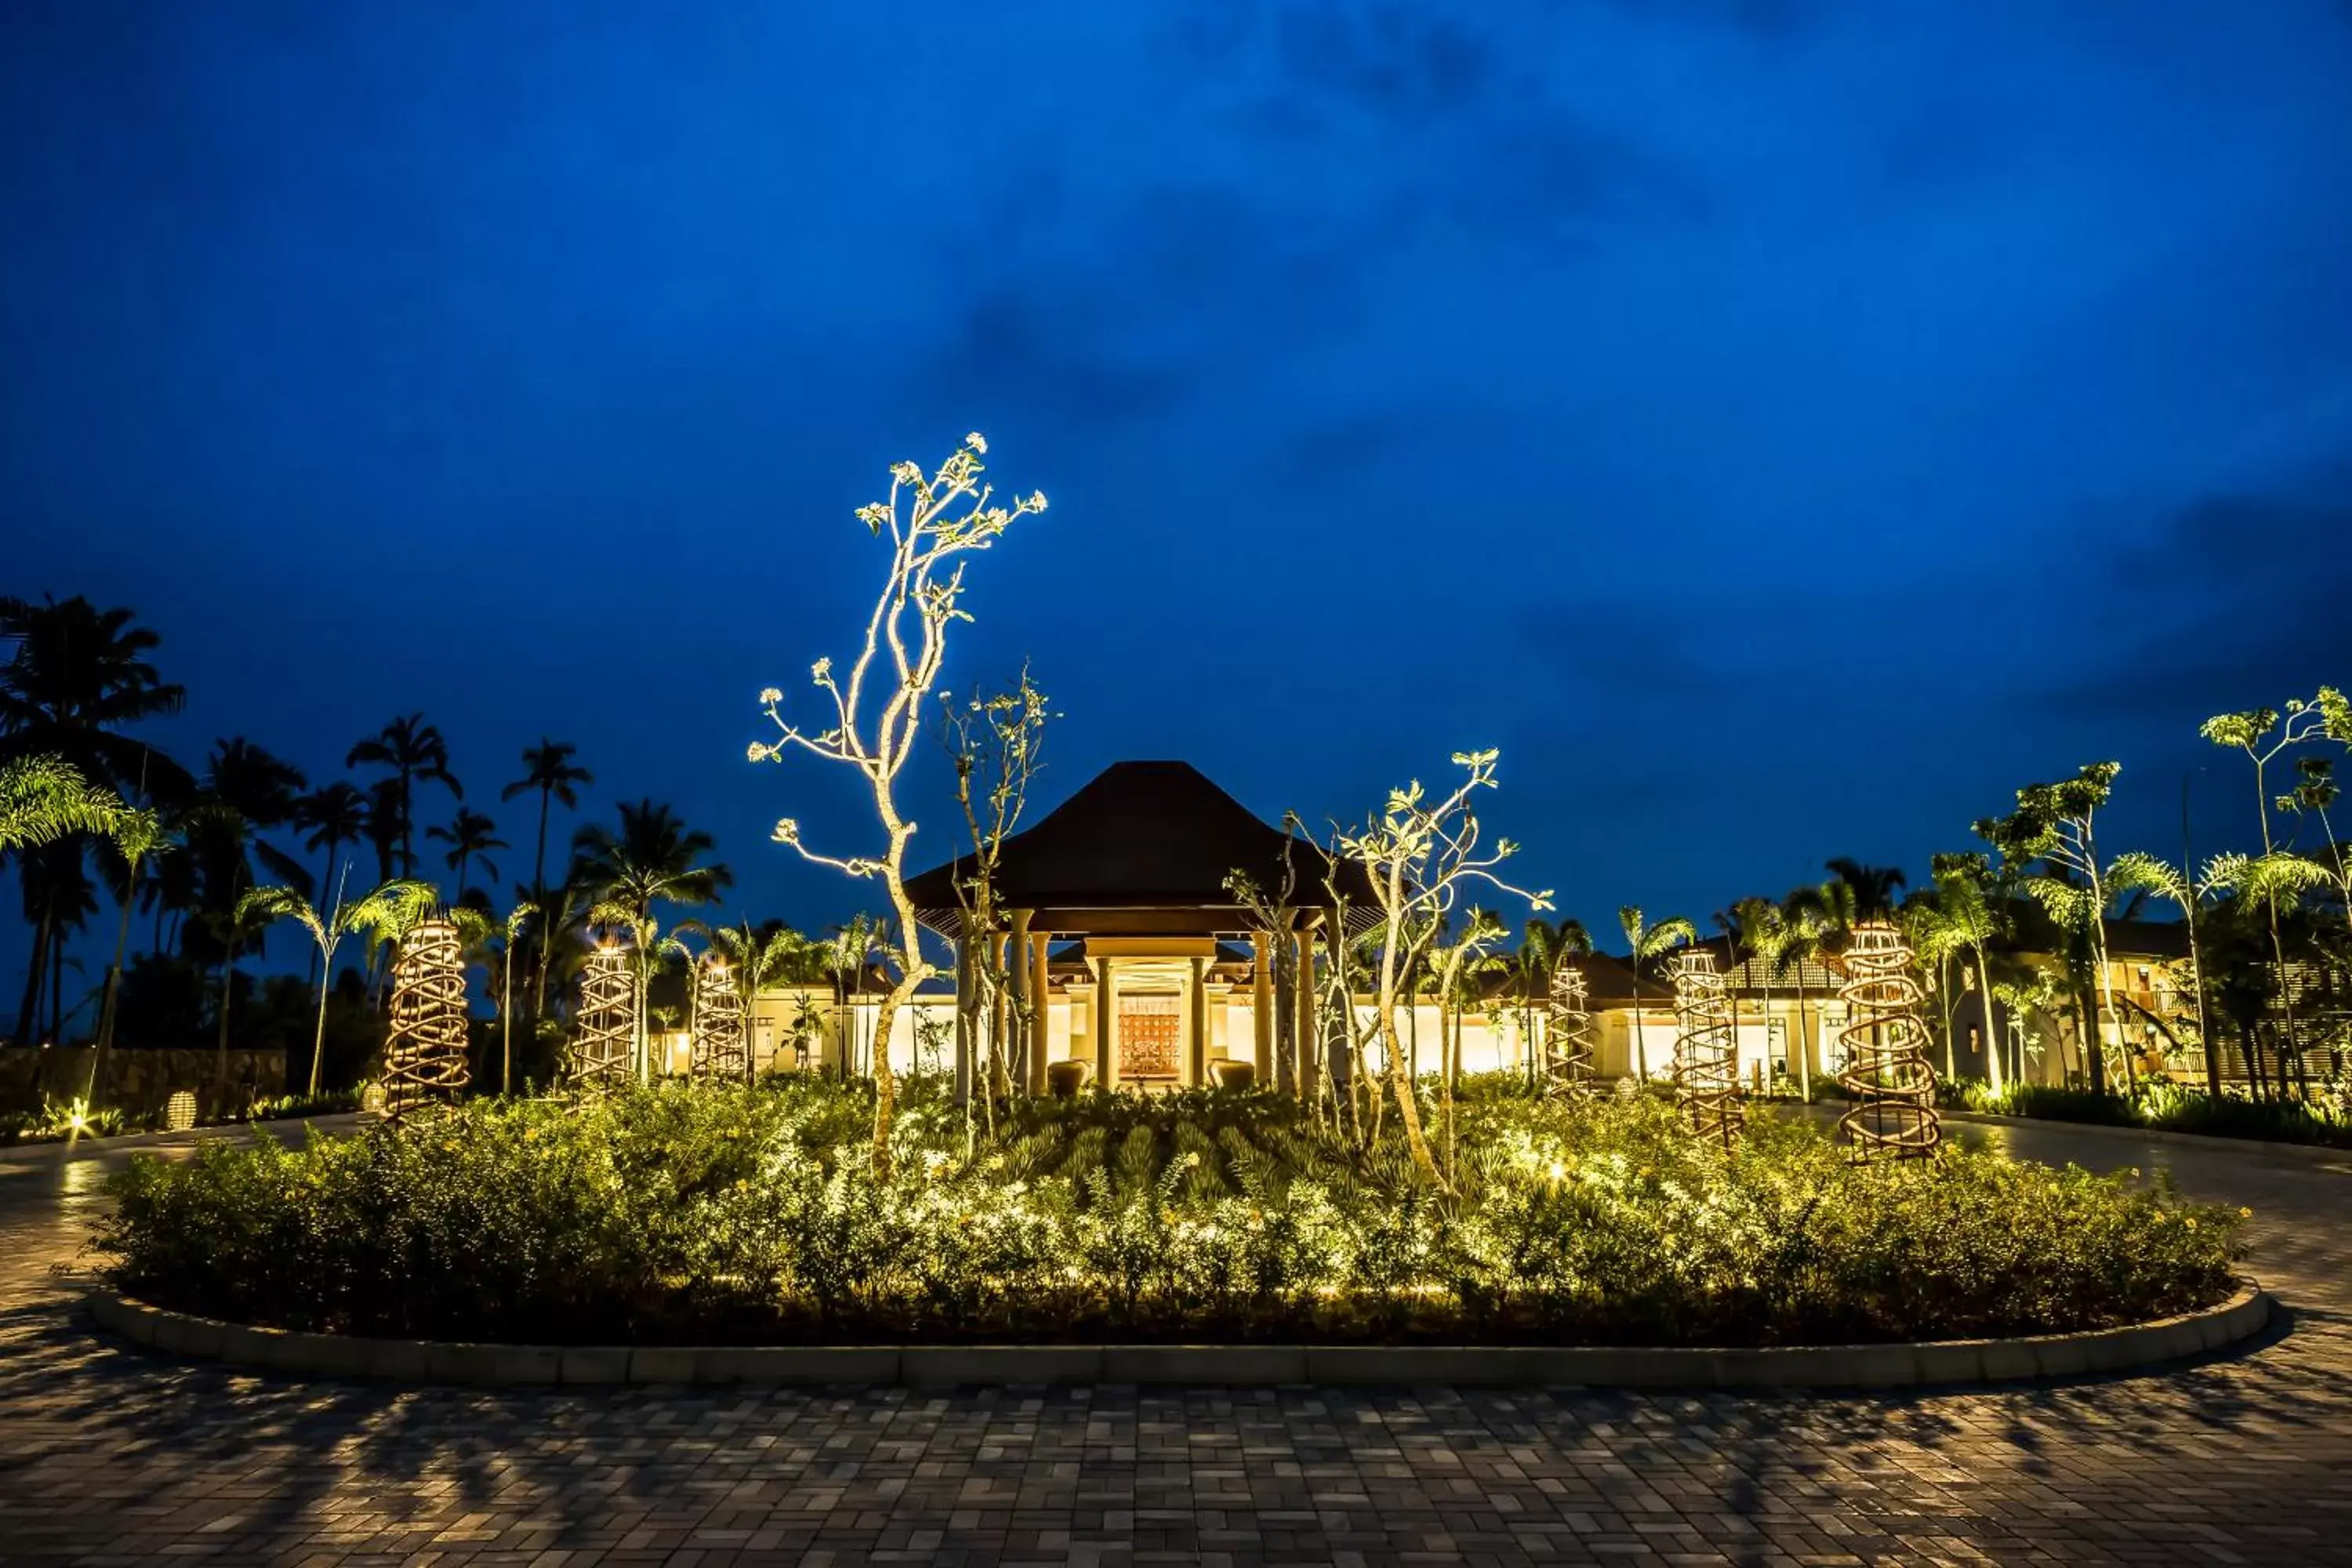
[{"xmin": 5, "ymin": 1, "xmax": 2351, "ymax": 976}]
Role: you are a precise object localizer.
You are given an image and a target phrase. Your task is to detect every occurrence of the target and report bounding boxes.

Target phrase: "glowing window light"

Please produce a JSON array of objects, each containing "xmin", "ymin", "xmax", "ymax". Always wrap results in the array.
[
  {"xmin": 691, "ymin": 958, "xmax": 748, "ymax": 1083},
  {"xmin": 1836, "ymin": 919, "xmax": 1941, "ymax": 1161},
  {"xmin": 1671, "ymin": 949, "xmax": 1743, "ymax": 1152},
  {"xmin": 568, "ymin": 943, "xmax": 634, "ymax": 1096},
  {"xmin": 381, "ymin": 916, "xmax": 471, "ymax": 1123},
  {"xmin": 1543, "ymin": 966, "xmax": 1597, "ymax": 1100}
]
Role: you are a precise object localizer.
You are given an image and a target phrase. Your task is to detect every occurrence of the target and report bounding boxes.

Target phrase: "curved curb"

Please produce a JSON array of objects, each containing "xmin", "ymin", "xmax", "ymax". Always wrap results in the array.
[{"xmin": 85, "ymin": 1281, "xmax": 2270, "ymax": 1389}]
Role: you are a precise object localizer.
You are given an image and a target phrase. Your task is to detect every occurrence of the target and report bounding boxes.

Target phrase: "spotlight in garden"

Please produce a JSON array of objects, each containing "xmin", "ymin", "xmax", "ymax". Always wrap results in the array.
[
  {"xmin": 381, "ymin": 915, "xmax": 471, "ymax": 1123},
  {"xmin": 1671, "ymin": 949, "xmax": 1743, "ymax": 1152},
  {"xmin": 568, "ymin": 941, "xmax": 635, "ymax": 1096},
  {"xmin": 1837, "ymin": 919, "xmax": 1941, "ymax": 1161}
]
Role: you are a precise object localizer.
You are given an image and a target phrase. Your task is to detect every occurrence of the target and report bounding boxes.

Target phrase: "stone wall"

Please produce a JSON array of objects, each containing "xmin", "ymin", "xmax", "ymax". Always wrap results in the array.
[{"xmin": 0, "ymin": 1047, "xmax": 287, "ymax": 1122}]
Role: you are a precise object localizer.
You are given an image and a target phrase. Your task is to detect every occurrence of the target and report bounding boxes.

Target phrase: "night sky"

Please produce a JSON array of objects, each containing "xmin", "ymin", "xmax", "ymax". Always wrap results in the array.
[{"xmin": 5, "ymin": 2, "xmax": 2350, "ymax": 975}]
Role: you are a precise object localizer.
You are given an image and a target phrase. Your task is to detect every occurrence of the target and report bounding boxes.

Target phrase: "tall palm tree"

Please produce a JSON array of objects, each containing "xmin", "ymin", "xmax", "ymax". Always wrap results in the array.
[
  {"xmin": 89, "ymin": 799, "xmax": 169, "ymax": 1102},
  {"xmin": 239, "ymin": 874, "xmax": 436, "ymax": 1095},
  {"xmin": 187, "ymin": 739, "xmax": 307, "ymax": 1089},
  {"xmin": 1726, "ymin": 895, "xmax": 1792, "ymax": 1094},
  {"xmin": 1922, "ymin": 852, "xmax": 2008, "ymax": 1094},
  {"xmin": 699, "ymin": 920, "xmax": 819, "ymax": 1081},
  {"xmin": 346, "ymin": 714, "xmax": 462, "ymax": 878},
  {"xmin": 1617, "ymin": 906, "xmax": 1694, "ymax": 1083},
  {"xmin": 1, "ymin": 595, "xmax": 191, "ymax": 1046},
  {"xmin": 572, "ymin": 800, "xmax": 731, "ymax": 1079},
  {"xmin": 1776, "ymin": 889, "xmax": 1828, "ymax": 1100},
  {"xmin": 427, "ymin": 806, "xmax": 508, "ymax": 902},
  {"xmin": 1824, "ymin": 857, "xmax": 1907, "ymax": 920},
  {"xmin": 1515, "ymin": 916, "xmax": 1592, "ymax": 1085},
  {"xmin": 502, "ymin": 739, "xmax": 593, "ymax": 902},
  {"xmin": 292, "ymin": 782, "xmax": 368, "ymax": 919}
]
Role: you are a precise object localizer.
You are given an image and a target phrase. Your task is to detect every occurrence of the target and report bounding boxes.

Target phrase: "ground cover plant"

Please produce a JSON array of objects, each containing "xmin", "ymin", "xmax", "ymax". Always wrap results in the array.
[
  {"xmin": 95, "ymin": 1076, "xmax": 2245, "ymax": 1347},
  {"xmin": 1953, "ymin": 1078, "xmax": 2352, "ymax": 1149}
]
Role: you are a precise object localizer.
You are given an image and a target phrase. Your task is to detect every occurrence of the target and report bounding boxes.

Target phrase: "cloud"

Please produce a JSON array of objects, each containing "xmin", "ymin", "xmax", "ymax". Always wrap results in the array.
[
  {"xmin": 2038, "ymin": 462, "xmax": 2352, "ymax": 720},
  {"xmin": 916, "ymin": 181, "xmax": 1367, "ymax": 438},
  {"xmin": 1272, "ymin": 3, "xmax": 1497, "ymax": 123}
]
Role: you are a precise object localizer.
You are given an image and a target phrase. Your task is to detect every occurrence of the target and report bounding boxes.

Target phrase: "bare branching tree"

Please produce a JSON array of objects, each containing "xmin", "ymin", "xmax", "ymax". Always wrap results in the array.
[
  {"xmin": 942, "ymin": 666, "xmax": 1053, "ymax": 1120},
  {"xmin": 753, "ymin": 434, "xmax": 1047, "ymax": 1175},
  {"xmin": 1319, "ymin": 750, "xmax": 1550, "ymax": 1185}
]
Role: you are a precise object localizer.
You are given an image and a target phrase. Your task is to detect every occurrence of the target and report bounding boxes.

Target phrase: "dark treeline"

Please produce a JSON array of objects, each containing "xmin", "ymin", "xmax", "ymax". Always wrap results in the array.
[{"xmin": 0, "ymin": 593, "xmax": 859, "ymax": 1099}]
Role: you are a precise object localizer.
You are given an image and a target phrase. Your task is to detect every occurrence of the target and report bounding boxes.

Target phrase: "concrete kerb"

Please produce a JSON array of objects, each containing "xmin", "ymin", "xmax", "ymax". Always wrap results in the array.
[{"xmin": 85, "ymin": 1280, "xmax": 2270, "ymax": 1390}]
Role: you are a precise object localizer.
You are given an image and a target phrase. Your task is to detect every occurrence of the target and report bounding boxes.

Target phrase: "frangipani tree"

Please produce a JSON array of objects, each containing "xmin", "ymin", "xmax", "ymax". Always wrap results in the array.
[
  {"xmin": 2200, "ymin": 698, "xmax": 2332, "ymax": 1080},
  {"xmin": 1324, "ymin": 750, "xmax": 1551, "ymax": 1186},
  {"xmin": 239, "ymin": 874, "xmax": 438, "ymax": 1095},
  {"xmin": 752, "ymin": 434, "xmax": 1046, "ymax": 1176}
]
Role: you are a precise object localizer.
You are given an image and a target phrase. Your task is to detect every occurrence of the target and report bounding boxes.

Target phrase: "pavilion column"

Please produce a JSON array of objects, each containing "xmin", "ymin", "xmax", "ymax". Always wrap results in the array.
[
  {"xmin": 1295, "ymin": 929, "xmax": 1317, "ymax": 1103},
  {"xmin": 953, "ymin": 917, "xmax": 975, "ymax": 1106},
  {"xmin": 989, "ymin": 932, "xmax": 1009, "ymax": 1086},
  {"xmin": 1251, "ymin": 933, "xmax": 1273, "ymax": 1083},
  {"xmin": 1188, "ymin": 956, "xmax": 1208, "ymax": 1087},
  {"xmin": 1028, "ymin": 927, "xmax": 1051, "ymax": 1095},
  {"xmin": 1095, "ymin": 956, "xmax": 1116, "ymax": 1087},
  {"xmin": 1007, "ymin": 909, "xmax": 1033, "ymax": 1098}
]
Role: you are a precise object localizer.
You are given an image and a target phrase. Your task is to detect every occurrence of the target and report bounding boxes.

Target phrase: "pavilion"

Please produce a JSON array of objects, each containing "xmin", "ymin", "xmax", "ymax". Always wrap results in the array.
[{"xmin": 902, "ymin": 760, "xmax": 1377, "ymax": 1096}]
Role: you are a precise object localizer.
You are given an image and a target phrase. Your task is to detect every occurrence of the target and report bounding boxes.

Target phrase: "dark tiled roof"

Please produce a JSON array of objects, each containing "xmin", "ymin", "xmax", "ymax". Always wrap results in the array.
[{"xmin": 906, "ymin": 760, "xmax": 1376, "ymax": 931}]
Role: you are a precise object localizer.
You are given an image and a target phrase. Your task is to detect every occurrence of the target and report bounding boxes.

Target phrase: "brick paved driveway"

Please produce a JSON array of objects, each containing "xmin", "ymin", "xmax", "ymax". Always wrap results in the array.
[{"xmin": 4, "ymin": 1116, "xmax": 2351, "ymax": 1566}]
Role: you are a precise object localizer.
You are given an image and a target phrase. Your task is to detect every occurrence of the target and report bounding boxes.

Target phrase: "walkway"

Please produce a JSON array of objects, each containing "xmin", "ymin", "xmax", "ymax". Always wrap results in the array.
[{"xmin": 2, "ymin": 1114, "xmax": 2350, "ymax": 1566}]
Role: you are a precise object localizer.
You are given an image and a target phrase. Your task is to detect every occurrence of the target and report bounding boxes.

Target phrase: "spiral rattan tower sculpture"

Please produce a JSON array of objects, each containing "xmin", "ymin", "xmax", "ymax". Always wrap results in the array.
[
  {"xmin": 1671, "ymin": 949, "xmax": 1743, "ymax": 1151},
  {"xmin": 691, "ymin": 958, "xmax": 748, "ymax": 1083},
  {"xmin": 380, "ymin": 916, "xmax": 470, "ymax": 1121},
  {"xmin": 1836, "ymin": 918, "xmax": 1941, "ymax": 1161},
  {"xmin": 1543, "ymin": 965, "xmax": 1597, "ymax": 1099},
  {"xmin": 568, "ymin": 943, "xmax": 635, "ymax": 1094}
]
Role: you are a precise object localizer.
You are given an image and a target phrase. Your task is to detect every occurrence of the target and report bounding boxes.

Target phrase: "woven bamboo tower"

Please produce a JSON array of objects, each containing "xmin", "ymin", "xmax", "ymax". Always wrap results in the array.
[
  {"xmin": 1671, "ymin": 949, "xmax": 1743, "ymax": 1151},
  {"xmin": 380, "ymin": 916, "xmax": 470, "ymax": 1121},
  {"xmin": 568, "ymin": 943, "xmax": 635, "ymax": 1094},
  {"xmin": 1542, "ymin": 965, "xmax": 1597, "ymax": 1099},
  {"xmin": 1836, "ymin": 919, "xmax": 1941, "ymax": 1160},
  {"xmin": 691, "ymin": 958, "xmax": 748, "ymax": 1083}
]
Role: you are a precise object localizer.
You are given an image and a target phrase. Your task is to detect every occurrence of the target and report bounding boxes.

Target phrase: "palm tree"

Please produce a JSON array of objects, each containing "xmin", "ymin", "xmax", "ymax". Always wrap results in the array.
[
  {"xmin": 182, "ymin": 738, "xmax": 307, "ymax": 1087},
  {"xmin": 1930, "ymin": 854, "xmax": 2006, "ymax": 1093},
  {"xmin": 1515, "ymin": 915, "xmax": 1592, "ymax": 1085},
  {"xmin": 88, "ymin": 800, "xmax": 169, "ymax": 1104},
  {"xmin": 572, "ymin": 800, "xmax": 731, "ymax": 1080},
  {"xmin": 1, "ymin": 596, "xmax": 191, "ymax": 1047},
  {"xmin": 239, "ymin": 874, "xmax": 437, "ymax": 1095},
  {"xmin": 1825, "ymin": 856, "xmax": 1907, "ymax": 920},
  {"xmin": 1726, "ymin": 896, "xmax": 1793, "ymax": 1094},
  {"xmin": 427, "ymin": 806, "xmax": 508, "ymax": 902},
  {"xmin": 346, "ymin": 714, "xmax": 462, "ymax": 878},
  {"xmin": 1617, "ymin": 906, "xmax": 1694, "ymax": 1083},
  {"xmin": 701, "ymin": 920, "xmax": 820, "ymax": 1081},
  {"xmin": 0, "ymin": 755, "xmax": 128, "ymax": 851},
  {"xmin": 292, "ymin": 782, "xmax": 369, "ymax": 920},
  {"xmin": 502, "ymin": 739, "xmax": 593, "ymax": 902},
  {"xmin": 2107, "ymin": 850, "xmax": 2215, "ymax": 1094},
  {"xmin": 491, "ymin": 899, "xmax": 538, "ymax": 1094}
]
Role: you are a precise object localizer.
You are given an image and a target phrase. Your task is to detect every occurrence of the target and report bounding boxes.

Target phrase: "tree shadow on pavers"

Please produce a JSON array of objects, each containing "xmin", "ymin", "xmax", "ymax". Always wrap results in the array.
[
  {"xmin": 1450, "ymin": 1305, "xmax": 2352, "ymax": 1566},
  {"xmin": 1, "ymin": 1290, "xmax": 874, "ymax": 1558}
]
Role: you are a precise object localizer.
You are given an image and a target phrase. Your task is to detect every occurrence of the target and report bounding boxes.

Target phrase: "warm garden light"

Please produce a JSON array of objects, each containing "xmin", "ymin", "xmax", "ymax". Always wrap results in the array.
[
  {"xmin": 1838, "ymin": 919, "xmax": 1941, "ymax": 1160},
  {"xmin": 691, "ymin": 956, "xmax": 748, "ymax": 1083},
  {"xmin": 1671, "ymin": 949, "xmax": 1742, "ymax": 1151},
  {"xmin": 1544, "ymin": 966, "xmax": 1595, "ymax": 1099},
  {"xmin": 569, "ymin": 942, "xmax": 634, "ymax": 1094},
  {"xmin": 381, "ymin": 915, "xmax": 471, "ymax": 1121}
]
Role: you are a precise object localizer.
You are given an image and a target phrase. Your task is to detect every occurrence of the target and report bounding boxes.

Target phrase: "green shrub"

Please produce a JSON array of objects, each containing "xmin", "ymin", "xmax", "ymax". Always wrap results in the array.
[
  {"xmin": 1951, "ymin": 1076, "xmax": 2352, "ymax": 1148},
  {"xmin": 95, "ymin": 1076, "xmax": 2245, "ymax": 1347}
]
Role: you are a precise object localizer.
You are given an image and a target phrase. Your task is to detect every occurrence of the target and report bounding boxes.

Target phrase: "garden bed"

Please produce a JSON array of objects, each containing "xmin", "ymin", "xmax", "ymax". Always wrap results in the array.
[{"xmin": 93, "ymin": 1078, "xmax": 2248, "ymax": 1349}]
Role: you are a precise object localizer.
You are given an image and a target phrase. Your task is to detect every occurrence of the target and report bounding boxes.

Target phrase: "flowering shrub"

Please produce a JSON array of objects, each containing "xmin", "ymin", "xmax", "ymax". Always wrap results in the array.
[{"xmin": 96, "ymin": 1076, "xmax": 2245, "ymax": 1345}]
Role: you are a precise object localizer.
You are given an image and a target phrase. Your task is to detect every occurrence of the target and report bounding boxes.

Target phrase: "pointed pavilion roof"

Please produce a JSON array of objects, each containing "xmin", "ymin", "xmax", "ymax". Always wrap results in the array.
[{"xmin": 906, "ymin": 760, "xmax": 1377, "ymax": 937}]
